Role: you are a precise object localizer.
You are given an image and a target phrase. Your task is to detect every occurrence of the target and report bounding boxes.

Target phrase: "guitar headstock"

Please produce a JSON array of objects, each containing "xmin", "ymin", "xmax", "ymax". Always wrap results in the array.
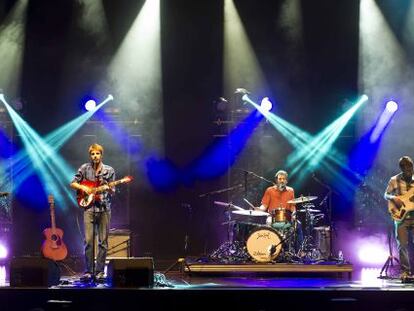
[
  {"xmin": 122, "ymin": 176, "xmax": 134, "ymax": 183},
  {"xmin": 48, "ymin": 194, "xmax": 55, "ymax": 205}
]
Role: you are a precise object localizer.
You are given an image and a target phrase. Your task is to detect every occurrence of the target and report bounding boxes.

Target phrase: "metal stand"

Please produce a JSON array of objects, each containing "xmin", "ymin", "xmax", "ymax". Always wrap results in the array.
[
  {"xmin": 312, "ymin": 173, "xmax": 335, "ymax": 259},
  {"xmin": 379, "ymin": 225, "xmax": 399, "ymax": 279},
  {"xmin": 199, "ymin": 184, "xmax": 244, "ymax": 256},
  {"xmin": 163, "ymin": 203, "xmax": 194, "ymax": 276}
]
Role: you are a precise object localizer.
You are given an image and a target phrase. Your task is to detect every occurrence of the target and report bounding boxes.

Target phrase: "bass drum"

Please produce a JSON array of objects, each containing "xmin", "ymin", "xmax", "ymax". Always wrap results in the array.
[{"xmin": 246, "ymin": 227, "xmax": 283, "ymax": 263}]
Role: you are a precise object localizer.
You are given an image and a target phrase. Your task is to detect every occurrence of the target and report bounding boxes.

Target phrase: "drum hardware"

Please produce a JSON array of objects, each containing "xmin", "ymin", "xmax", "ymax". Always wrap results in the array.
[
  {"xmin": 199, "ymin": 184, "xmax": 244, "ymax": 256},
  {"xmin": 293, "ymin": 200, "xmax": 328, "ymax": 262},
  {"xmin": 296, "ymin": 208, "xmax": 321, "ymax": 213},
  {"xmin": 287, "ymin": 195, "xmax": 318, "ymax": 204}
]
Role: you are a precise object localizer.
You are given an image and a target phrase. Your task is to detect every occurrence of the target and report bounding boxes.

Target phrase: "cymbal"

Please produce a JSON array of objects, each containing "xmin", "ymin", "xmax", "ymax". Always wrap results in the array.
[
  {"xmin": 232, "ymin": 210, "xmax": 269, "ymax": 217},
  {"xmin": 296, "ymin": 208, "xmax": 321, "ymax": 213},
  {"xmin": 0, "ymin": 192, "xmax": 9, "ymax": 197},
  {"xmin": 214, "ymin": 201, "xmax": 244, "ymax": 211},
  {"xmin": 287, "ymin": 196, "xmax": 318, "ymax": 204}
]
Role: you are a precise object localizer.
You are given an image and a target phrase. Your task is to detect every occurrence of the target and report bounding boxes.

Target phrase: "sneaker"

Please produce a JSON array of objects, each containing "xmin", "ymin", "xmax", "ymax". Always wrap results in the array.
[
  {"xmin": 96, "ymin": 272, "xmax": 106, "ymax": 281},
  {"xmin": 80, "ymin": 272, "xmax": 92, "ymax": 282},
  {"xmin": 400, "ymin": 271, "xmax": 410, "ymax": 279}
]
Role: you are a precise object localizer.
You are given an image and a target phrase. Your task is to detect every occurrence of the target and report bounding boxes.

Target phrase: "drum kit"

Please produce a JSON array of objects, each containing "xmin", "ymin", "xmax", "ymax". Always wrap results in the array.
[{"xmin": 211, "ymin": 195, "xmax": 331, "ymax": 263}]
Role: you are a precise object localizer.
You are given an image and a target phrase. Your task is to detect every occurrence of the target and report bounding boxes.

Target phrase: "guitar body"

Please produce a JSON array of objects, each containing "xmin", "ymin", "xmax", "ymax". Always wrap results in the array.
[
  {"xmin": 76, "ymin": 176, "xmax": 133, "ymax": 209},
  {"xmin": 388, "ymin": 187, "xmax": 414, "ymax": 222},
  {"xmin": 77, "ymin": 180, "xmax": 100, "ymax": 208},
  {"xmin": 41, "ymin": 228, "xmax": 68, "ymax": 261},
  {"xmin": 42, "ymin": 194, "xmax": 68, "ymax": 261}
]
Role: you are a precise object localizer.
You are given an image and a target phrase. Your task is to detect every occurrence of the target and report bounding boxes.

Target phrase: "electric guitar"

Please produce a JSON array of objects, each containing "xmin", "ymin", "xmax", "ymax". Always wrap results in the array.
[
  {"xmin": 77, "ymin": 175, "xmax": 133, "ymax": 208},
  {"xmin": 388, "ymin": 187, "xmax": 414, "ymax": 222},
  {"xmin": 41, "ymin": 194, "xmax": 68, "ymax": 261}
]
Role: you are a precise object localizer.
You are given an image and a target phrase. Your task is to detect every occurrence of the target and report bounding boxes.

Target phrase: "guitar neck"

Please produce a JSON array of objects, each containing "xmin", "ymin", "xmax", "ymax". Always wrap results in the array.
[
  {"xmin": 95, "ymin": 179, "xmax": 126, "ymax": 192},
  {"xmin": 50, "ymin": 202, "xmax": 56, "ymax": 233}
]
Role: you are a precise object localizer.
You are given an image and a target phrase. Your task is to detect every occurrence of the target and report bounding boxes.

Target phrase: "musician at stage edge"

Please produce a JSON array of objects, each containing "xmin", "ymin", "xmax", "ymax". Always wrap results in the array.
[
  {"xmin": 384, "ymin": 155, "xmax": 414, "ymax": 278},
  {"xmin": 257, "ymin": 170, "xmax": 303, "ymax": 251},
  {"xmin": 70, "ymin": 143, "xmax": 116, "ymax": 282}
]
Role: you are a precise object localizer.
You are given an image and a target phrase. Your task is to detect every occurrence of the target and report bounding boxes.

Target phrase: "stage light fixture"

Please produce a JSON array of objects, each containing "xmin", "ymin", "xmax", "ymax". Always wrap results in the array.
[
  {"xmin": 386, "ymin": 100, "xmax": 398, "ymax": 113},
  {"xmin": 260, "ymin": 97, "xmax": 273, "ymax": 112},
  {"xmin": 84, "ymin": 99, "xmax": 97, "ymax": 111},
  {"xmin": 215, "ymin": 97, "xmax": 228, "ymax": 112}
]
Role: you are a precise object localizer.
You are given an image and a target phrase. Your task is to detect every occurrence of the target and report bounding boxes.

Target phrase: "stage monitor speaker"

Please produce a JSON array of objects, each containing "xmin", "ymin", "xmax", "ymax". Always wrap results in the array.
[
  {"xmin": 107, "ymin": 257, "xmax": 154, "ymax": 288},
  {"xmin": 10, "ymin": 257, "xmax": 61, "ymax": 287}
]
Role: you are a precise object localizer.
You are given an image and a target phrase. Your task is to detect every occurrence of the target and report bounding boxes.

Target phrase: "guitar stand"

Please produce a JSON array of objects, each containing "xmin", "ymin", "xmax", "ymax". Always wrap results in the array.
[{"xmin": 163, "ymin": 257, "xmax": 190, "ymax": 277}]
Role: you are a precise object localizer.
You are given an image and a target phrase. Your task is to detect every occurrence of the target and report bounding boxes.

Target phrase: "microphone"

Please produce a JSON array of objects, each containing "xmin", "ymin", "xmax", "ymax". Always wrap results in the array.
[{"xmin": 268, "ymin": 244, "xmax": 276, "ymax": 256}]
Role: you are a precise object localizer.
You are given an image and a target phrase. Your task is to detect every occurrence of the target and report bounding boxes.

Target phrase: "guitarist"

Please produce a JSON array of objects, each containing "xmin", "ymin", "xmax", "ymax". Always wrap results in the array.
[
  {"xmin": 70, "ymin": 143, "xmax": 116, "ymax": 282},
  {"xmin": 384, "ymin": 156, "xmax": 414, "ymax": 278}
]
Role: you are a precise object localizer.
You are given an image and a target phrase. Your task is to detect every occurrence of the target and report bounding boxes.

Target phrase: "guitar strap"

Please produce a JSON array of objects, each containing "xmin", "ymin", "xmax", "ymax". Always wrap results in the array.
[{"xmin": 397, "ymin": 174, "xmax": 402, "ymax": 195}]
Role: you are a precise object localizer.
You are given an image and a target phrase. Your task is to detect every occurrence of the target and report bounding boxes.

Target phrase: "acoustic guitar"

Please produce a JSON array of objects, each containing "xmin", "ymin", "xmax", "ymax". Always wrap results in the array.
[
  {"xmin": 388, "ymin": 187, "xmax": 414, "ymax": 223},
  {"xmin": 41, "ymin": 194, "xmax": 68, "ymax": 261},
  {"xmin": 77, "ymin": 175, "xmax": 133, "ymax": 208}
]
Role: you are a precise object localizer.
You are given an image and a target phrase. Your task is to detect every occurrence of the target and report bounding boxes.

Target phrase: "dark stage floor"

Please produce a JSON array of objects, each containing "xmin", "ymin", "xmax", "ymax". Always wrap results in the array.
[{"xmin": 1, "ymin": 262, "xmax": 414, "ymax": 311}]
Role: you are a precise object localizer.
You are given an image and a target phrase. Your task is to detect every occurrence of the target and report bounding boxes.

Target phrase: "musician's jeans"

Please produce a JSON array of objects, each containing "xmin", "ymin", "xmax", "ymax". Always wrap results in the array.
[
  {"xmin": 84, "ymin": 209, "xmax": 111, "ymax": 274},
  {"xmin": 395, "ymin": 219, "xmax": 414, "ymax": 274}
]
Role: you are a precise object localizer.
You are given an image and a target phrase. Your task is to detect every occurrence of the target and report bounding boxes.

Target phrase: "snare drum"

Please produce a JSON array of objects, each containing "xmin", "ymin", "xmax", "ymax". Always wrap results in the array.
[
  {"xmin": 246, "ymin": 227, "xmax": 283, "ymax": 262},
  {"xmin": 271, "ymin": 208, "xmax": 292, "ymax": 230}
]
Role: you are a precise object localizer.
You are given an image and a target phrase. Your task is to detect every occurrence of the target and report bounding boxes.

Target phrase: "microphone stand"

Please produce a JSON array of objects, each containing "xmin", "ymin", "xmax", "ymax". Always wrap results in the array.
[
  {"xmin": 311, "ymin": 173, "xmax": 334, "ymax": 260},
  {"xmin": 234, "ymin": 168, "xmax": 275, "ymax": 186}
]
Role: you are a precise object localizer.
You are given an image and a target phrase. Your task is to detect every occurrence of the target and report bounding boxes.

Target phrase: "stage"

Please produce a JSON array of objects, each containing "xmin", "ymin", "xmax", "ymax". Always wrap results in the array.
[{"xmin": 1, "ymin": 260, "xmax": 414, "ymax": 311}]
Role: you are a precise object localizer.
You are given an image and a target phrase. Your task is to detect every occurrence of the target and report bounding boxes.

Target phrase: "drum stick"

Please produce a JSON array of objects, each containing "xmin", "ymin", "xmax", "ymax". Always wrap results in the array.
[{"xmin": 243, "ymin": 198, "xmax": 256, "ymax": 210}]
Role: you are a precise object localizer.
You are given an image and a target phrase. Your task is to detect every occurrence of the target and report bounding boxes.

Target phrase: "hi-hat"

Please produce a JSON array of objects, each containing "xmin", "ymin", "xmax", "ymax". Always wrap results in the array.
[
  {"xmin": 287, "ymin": 196, "xmax": 318, "ymax": 204},
  {"xmin": 232, "ymin": 210, "xmax": 269, "ymax": 217}
]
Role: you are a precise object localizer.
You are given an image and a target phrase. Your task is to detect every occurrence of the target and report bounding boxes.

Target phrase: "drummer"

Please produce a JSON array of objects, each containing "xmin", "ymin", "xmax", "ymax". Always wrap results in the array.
[{"xmin": 257, "ymin": 170, "xmax": 303, "ymax": 250}]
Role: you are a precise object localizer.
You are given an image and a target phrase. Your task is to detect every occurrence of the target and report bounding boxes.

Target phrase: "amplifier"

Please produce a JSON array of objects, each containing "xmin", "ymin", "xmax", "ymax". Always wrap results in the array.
[{"xmin": 95, "ymin": 229, "xmax": 131, "ymax": 259}]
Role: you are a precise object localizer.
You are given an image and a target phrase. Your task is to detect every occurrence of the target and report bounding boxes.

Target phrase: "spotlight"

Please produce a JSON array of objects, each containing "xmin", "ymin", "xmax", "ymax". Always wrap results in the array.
[
  {"xmin": 0, "ymin": 244, "xmax": 7, "ymax": 259},
  {"xmin": 84, "ymin": 99, "xmax": 97, "ymax": 111},
  {"xmin": 260, "ymin": 97, "xmax": 273, "ymax": 112},
  {"xmin": 386, "ymin": 100, "xmax": 398, "ymax": 113}
]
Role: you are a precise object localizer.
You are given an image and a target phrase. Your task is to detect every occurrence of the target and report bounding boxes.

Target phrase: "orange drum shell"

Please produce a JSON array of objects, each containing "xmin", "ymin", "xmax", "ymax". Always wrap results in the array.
[{"xmin": 271, "ymin": 208, "xmax": 292, "ymax": 223}]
